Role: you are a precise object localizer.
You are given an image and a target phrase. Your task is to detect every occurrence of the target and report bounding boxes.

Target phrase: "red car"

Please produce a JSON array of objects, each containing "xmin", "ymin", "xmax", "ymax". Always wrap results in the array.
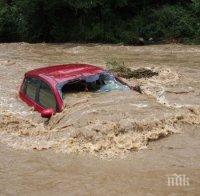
[{"xmin": 19, "ymin": 64, "xmax": 131, "ymax": 118}]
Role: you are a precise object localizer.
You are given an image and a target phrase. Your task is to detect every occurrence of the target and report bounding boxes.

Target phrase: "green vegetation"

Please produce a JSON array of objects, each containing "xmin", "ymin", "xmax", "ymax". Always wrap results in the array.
[
  {"xmin": 0, "ymin": 0, "xmax": 199, "ymax": 44},
  {"xmin": 106, "ymin": 59, "xmax": 158, "ymax": 79},
  {"xmin": 106, "ymin": 59, "xmax": 134, "ymax": 79}
]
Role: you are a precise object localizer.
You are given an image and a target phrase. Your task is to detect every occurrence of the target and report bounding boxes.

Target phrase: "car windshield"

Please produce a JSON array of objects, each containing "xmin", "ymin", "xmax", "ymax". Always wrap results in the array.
[{"xmin": 60, "ymin": 72, "xmax": 130, "ymax": 99}]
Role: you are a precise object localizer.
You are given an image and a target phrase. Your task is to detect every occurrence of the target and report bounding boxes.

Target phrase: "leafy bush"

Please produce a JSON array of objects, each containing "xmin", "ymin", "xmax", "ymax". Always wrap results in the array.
[
  {"xmin": 148, "ymin": 5, "xmax": 197, "ymax": 41},
  {"xmin": 0, "ymin": 3, "xmax": 19, "ymax": 42},
  {"xmin": 0, "ymin": 0, "xmax": 199, "ymax": 44}
]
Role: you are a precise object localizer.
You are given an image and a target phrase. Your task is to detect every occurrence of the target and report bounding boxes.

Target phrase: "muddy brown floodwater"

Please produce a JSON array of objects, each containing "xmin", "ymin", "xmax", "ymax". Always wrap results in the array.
[{"xmin": 0, "ymin": 43, "xmax": 200, "ymax": 195}]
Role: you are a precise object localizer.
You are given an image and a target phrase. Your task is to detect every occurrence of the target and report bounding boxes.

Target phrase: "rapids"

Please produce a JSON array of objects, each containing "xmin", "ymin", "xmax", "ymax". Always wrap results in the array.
[
  {"xmin": 0, "ymin": 43, "xmax": 200, "ymax": 195},
  {"xmin": 0, "ymin": 43, "xmax": 199, "ymax": 157}
]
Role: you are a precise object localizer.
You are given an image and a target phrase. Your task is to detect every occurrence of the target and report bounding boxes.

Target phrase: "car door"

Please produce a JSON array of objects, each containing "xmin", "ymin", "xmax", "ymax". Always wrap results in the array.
[
  {"xmin": 36, "ymin": 80, "xmax": 57, "ymax": 113},
  {"xmin": 22, "ymin": 77, "xmax": 57, "ymax": 113},
  {"xmin": 22, "ymin": 77, "xmax": 40, "ymax": 109}
]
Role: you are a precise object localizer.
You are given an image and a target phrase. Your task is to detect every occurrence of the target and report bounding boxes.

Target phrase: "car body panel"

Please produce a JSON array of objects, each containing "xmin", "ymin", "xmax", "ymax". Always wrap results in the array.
[
  {"xmin": 26, "ymin": 64, "xmax": 104, "ymax": 83},
  {"xmin": 19, "ymin": 64, "xmax": 105, "ymax": 115}
]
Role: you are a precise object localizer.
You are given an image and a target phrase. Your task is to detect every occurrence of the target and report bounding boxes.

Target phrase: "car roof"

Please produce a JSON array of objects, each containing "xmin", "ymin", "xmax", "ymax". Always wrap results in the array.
[{"xmin": 26, "ymin": 64, "xmax": 105, "ymax": 84}]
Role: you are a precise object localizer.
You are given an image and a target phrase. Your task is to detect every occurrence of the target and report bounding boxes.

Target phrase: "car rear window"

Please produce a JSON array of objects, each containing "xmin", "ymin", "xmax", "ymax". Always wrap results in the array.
[{"xmin": 38, "ymin": 81, "xmax": 57, "ymax": 110}]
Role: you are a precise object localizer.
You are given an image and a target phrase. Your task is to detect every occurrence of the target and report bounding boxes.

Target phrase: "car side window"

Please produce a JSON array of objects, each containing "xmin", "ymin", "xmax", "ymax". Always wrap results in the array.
[
  {"xmin": 25, "ymin": 77, "xmax": 40, "ymax": 101},
  {"xmin": 38, "ymin": 81, "xmax": 57, "ymax": 111}
]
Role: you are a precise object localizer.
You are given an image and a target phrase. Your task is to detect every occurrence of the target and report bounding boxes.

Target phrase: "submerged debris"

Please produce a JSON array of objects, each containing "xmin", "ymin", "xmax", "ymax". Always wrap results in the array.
[
  {"xmin": 106, "ymin": 60, "xmax": 158, "ymax": 79},
  {"xmin": 131, "ymin": 68, "xmax": 158, "ymax": 79}
]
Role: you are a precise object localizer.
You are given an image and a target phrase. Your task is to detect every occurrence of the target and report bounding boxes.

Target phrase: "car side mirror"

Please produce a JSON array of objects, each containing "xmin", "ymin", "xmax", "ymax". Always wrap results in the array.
[{"xmin": 41, "ymin": 108, "xmax": 54, "ymax": 118}]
